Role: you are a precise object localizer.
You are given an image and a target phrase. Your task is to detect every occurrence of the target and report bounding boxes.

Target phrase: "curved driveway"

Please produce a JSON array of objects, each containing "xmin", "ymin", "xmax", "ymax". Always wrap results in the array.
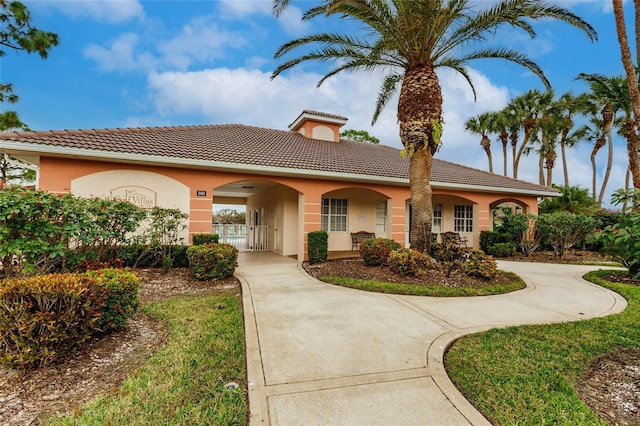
[{"xmin": 237, "ymin": 253, "xmax": 627, "ymax": 425}]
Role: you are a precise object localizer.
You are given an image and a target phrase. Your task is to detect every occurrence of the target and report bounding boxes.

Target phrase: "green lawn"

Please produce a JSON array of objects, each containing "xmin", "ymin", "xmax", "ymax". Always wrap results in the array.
[
  {"xmin": 445, "ymin": 270, "xmax": 639, "ymax": 425},
  {"xmin": 320, "ymin": 271, "xmax": 525, "ymax": 297},
  {"xmin": 51, "ymin": 295, "xmax": 246, "ymax": 426}
]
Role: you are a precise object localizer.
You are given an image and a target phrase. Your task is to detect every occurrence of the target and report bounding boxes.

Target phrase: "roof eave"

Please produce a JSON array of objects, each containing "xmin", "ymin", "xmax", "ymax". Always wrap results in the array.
[{"xmin": 0, "ymin": 141, "xmax": 559, "ymax": 197}]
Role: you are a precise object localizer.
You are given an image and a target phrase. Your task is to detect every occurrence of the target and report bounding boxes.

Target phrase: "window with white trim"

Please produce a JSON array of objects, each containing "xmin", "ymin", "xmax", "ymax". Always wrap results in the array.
[
  {"xmin": 321, "ymin": 198, "xmax": 348, "ymax": 232},
  {"xmin": 376, "ymin": 200, "xmax": 387, "ymax": 233},
  {"xmin": 433, "ymin": 204, "xmax": 442, "ymax": 233},
  {"xmin": 454, "ymin": 205, "xmax": 473, "ymax": 232}
]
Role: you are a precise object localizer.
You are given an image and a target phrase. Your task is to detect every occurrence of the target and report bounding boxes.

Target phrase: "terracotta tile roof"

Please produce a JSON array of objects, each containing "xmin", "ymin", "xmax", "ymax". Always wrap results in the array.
[{"xmin": 1, "ymin": 123, "xmax": 556, "ymax": 194}]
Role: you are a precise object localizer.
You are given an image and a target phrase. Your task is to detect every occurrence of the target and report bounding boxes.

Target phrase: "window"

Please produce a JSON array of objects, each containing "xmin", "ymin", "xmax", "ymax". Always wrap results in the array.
[
  {"xmin": 376, "ymin": 200, "xmax": 387, "ymax": 233},
  {"xmin": 433, "ymin": 204, "xmax": 442, "ymax": 233},
  {"xmin": 454, "ymin": 205, "xmax": 473, "ymax": 233},
  {"xmin": 321, "ymin": 198, "xmax": 348, "ymax": 232}
]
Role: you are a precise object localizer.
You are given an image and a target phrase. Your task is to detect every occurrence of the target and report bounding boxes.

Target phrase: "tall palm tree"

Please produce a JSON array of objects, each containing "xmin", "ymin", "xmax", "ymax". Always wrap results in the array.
[
  {"xmin": 613, "ymin": 0, "xmax": 640, "ymax": 192},
  {"xmin": 578, "ymin": 73, "xmax": 635, "ymax": 206},
  {"xmin": 497, "ymin": 101, "xmax": 523, "ymax": 178},
  {"xmin": 464, "ymin": 112, "xmax": 495, "ymax": 173},
  {"xmin": 511, "ymin": 89, "xmax": 554, "ymax": 180},
  {"xmin": 272, "ymin": 0, "xmax": 597, "ymax": 252},
  {"xmin": 555, "ymin": 92, "xmax": 590, "ymax": 188},
  {"xmin": 582, "ymin": 114, "xmax": 606, "ymax": 202},
  {"xmin": 490, "ymin": 110, "xmax": 510, "ymax": 176}
]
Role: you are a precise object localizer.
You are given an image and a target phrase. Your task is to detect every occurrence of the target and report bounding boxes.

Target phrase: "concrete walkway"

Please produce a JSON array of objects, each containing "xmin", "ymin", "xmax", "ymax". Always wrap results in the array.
[{"xmin": 236, "ymin": 253, "xmax": 627, "ymax": 425}]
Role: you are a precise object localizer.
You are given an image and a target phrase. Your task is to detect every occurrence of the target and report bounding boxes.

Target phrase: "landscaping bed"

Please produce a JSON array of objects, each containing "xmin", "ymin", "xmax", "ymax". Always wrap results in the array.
[
  {"xmin": 0, "ymin": 268, "xmax": 241, "ymax": 426},
  {"xmin": 305, "ymin": 256, "xmax": 518, "ymax": 289}
]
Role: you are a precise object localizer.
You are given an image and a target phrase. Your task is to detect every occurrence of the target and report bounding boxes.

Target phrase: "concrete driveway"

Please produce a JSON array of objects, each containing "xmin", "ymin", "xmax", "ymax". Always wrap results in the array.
[{"xmin": 236, "ymin": 253, "xmax": 626, "ymax": 425}]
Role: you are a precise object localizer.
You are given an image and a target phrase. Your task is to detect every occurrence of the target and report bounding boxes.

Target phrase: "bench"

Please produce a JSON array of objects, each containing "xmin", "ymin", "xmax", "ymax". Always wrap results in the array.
[
  {"xmin": 351, "ymin": 231, "xmax": 375, "ymax": 250},
  {"xmin": 441, "ymin": 231, "xmax": 468, "ymax": 248}
]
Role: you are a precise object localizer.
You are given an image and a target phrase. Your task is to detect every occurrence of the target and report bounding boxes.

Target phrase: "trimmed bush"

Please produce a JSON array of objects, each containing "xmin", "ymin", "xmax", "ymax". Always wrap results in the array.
[
  {"xmin": 359, "ymin": 238, "xmax": 401, "ymax": 266},
  {"xmin": 86, "ymin": 268, "xmax": 140, "ymax": 333},
  {"xmin": 487, "ymin": 242, "xmax": 517, "ymax": 258},
  {"xmin": 187, "ymin": 243, "xmax": 239, "ymax": 280},
  {"xmin": 430, "ymin": 240, "xmax": 465, "ymax": 277},
  {"xmin": 388, "ymin": 248, "xmax": 433, "ymax": 276},
  {"xmin": 462, "ymin": 250, "xmax": 497, "ymax": 280},
  {"xmin": 479, "ymin": 230, "xmax": 504, "ymax": 254},
  {"xmin": 193, "ymin": 233, "xmax": 220, "ymax": 245},
  {"xmin": 0, "ymin": 273, "xmax": 101, "ymax": 368},
  {"xmin": 308, "ymin": 230, "xmax": 328, "ymax": 264},
  {"xmin": 0, "ymin": 268, "xmax": 140, "ymax": 369}
]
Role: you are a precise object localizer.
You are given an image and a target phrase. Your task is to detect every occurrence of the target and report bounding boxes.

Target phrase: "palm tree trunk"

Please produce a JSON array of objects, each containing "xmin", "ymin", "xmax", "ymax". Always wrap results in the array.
[
  {"xmin": 614, "ymin": 0, "xmax": 640, "ymax": 190},
  {"xmin": 398, "ymin": 65, "xmax": 442, "ymax": 253},
  {"xmin": 502, "ymin": 140, "xmax": 508, "ymax": 176},
  {"xmin": 624, "ymin": 166, "xmax": 631, "ymax": 212},
  {"xmin": 561, "ymin": 141, "xmax": 569, "ymax": 187},
  {"xmin": 510, "ymin": 133, "xmax": 518, "ymax": 178},
  {"xmin": 598, "ymin": 130, "xmax": 614, "ymax": 206},
  {"xmin": 481, "ymin": 135, "xmax": 493, "ymax": 173},
  {"xmin": 538, "ymin": 154, "xmax": 545, "ymax": 186},
  {"xmin": 590, "ymin": 136, "xmax": 605, "ymax": 203},
  {"xmin": 514, "ymin": 127, "xmax": 533, "ymax": 180}
]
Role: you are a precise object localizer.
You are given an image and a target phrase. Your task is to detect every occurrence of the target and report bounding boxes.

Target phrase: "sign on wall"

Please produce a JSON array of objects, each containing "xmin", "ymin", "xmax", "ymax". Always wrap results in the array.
[{"xmin": 110, "ymin": 186, "xmax": 157, "ymax": 208}]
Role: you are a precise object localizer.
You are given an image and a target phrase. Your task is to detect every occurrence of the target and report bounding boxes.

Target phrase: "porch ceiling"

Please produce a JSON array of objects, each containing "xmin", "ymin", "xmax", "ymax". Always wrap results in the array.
[{"xmin": 213, "ymin": 180, "xmax": 279, "ymax": 198}]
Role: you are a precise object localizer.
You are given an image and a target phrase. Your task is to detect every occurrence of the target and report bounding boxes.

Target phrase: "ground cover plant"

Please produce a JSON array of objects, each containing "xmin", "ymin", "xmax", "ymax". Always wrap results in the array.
[{"xmin": 445, "ymin": 270, "xmax": 640, "ymax": 425}]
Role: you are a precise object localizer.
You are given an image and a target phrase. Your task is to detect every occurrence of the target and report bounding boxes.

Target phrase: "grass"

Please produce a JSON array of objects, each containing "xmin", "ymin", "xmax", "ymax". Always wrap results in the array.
[
  {"xmin": 320, "ymin": 271, "xmax": 526, "ymax": 297},
  {"xmin": 445, "ymin": 270, "xmax": 640, "ymax": 425},
  {"xmin": 50, "ymin": 295, "xmax": 246, "ymax": 426}
]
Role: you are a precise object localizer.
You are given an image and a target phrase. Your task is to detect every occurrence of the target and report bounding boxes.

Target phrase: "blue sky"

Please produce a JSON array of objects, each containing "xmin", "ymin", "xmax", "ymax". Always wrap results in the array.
[{"xmin": 2, "ymin": 0, "xmax": 636, "ymax": 206}]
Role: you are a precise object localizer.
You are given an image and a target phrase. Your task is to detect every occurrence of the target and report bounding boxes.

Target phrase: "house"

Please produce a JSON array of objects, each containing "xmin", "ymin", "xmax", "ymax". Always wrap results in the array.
[{"xmin": 0, "ymin": 110, "xmax": 557, "ymax": 260}]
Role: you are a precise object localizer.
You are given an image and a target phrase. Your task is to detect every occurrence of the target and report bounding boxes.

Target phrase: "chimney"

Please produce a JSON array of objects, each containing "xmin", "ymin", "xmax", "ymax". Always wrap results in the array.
[{"xmin": 288, "ymin": 110, "xmax": 348, "ymax": 142}]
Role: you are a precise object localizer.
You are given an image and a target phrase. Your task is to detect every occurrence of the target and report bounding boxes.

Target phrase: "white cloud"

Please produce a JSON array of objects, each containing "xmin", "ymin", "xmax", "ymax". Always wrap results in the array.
[
  {"xmin": 217, "ymin": 0, "xmax": 272, "ymax": 18},
  {"xmin": 83, "ymin": 33, "xmax": 157, "ymax": 71},
  {"xmin": 38, "ymin": 0, "xmax": 144, "ymax": 23},
  {"xmin": 275, "ymin": 6, "xmax": 309, "ymax": 37},
  {"xmin": 158, "ymin": 17, "xmax": 248, "ymax": 70}
]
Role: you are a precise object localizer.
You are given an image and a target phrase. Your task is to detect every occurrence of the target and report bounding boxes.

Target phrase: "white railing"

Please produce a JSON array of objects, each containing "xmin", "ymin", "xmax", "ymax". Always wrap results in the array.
[{"xmin": 212, "ymin": 224, "xmax": 268, "ymax": 251}]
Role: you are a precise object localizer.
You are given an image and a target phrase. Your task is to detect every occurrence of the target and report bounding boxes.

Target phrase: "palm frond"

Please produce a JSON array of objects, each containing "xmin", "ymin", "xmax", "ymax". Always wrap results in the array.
[
  {"xmin": 457, "ymin": 47, "xmax": 550, "ymax": 90},
  {"xmin": 372, "ymin": 72, "xmax": 403, "ymax": 125}
]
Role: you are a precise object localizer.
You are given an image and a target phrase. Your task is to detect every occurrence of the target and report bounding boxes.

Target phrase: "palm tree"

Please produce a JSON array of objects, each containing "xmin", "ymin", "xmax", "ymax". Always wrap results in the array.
[
  {"xmin": 490, "ymin": 110, "xmax": 511, "ymax": 176},
  {"xmin": 555, "ymin": 92, "xmax": 590, "ymax": 188},
  {"xmin": 578, "ymin": 73, "xmax": 632, "ymax": 207},
  {"xmin": 511, "ymin": 90, "xmax": 554, "ymax": 180},
  {"xmin": 272, "ymin": 0, "xmax": 597, "ymax": 252},
  {"xmin": 538, "ymin": 184, "xmax": 596, "ymax": 214},
  {"xmin": 613, "ymin": 0, "xmax": 640, "ymax": 193},
  {"xmin": 582, "ymin": 114, "xmax": 606, "ymax": 202},
  {"xmin": 464, "ymin": 112, "xmax": 495, "ymax": 173},
  {"xmin": 497, "ymin": 101, "xmax": 523, "ymax": 178}
]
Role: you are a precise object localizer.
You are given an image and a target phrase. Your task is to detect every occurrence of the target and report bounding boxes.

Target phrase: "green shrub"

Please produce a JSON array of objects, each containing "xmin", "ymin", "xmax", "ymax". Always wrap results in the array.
[
  {"xmin": 86, "ymin": 268, "xmax": 140, "ymax": 333},
  {"xmin": 193, "ymin": 234, "xmax": 220, "ymax": 245},
  {"xmin": 487, "ymin": 242, "xmax": 517, "ymax": 258},
  {"xmin": 479, "ymin": 231, "xmax": 504, "ymax": 253},
  {"xmin": 186, "ymin": 243, "xmax": 239, "ymax": 280},
  {"xmin": 536, "ymin": 212, "xmax": 596, "ymax": 257},
  {"xmin": 388, "ymin": 248, "xmax": 432, "ymax": 276},
  {"xmin": 596, "ymin": 214, "xmax": 640, "ymax": 278},
  {"xmin": 170, "ymin": 245, "xmax": 190, "ymax": 268},
  {"xmin": 359, "ymin": 238, "xmax": 401, "ymax": 266},
  {"xmin": 430, "ymin": 240, "xmax": 465, "ymax": 277},
  {"xmin": 0, "ymin": 273, "xmax": 105, "ymax": 368},
  {"xmin": 461, "ymin": 250, "xmax": 497, "ymax": 280},
  {"xmin": 308, "ymin": 230, "xmax": 328, "ymax": 264}
]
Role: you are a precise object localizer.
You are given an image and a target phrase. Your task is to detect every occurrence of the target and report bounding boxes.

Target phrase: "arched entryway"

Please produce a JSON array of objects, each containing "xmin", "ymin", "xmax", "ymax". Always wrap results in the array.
[{"xmin": 213, "ymin": 180, "xmax": 300, "ymax": 256}]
